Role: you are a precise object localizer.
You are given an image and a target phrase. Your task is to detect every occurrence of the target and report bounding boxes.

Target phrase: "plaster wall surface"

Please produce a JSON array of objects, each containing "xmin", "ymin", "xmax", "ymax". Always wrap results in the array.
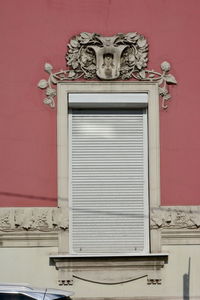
[
  {"xmin": 0, "ymin": 0, "xmax": 200, "ymax": 206},
  {"xmin": 0, "ymin": 245, "xmax": 199, "ymax": 299},
  {"xmin": 0, "ymin": 247, "xmax": 58, "ymax": 286}
]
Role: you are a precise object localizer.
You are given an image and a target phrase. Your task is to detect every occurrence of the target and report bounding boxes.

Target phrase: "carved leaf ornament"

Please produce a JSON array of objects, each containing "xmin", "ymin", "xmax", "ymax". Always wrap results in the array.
[
  {"xmin": 38, "ymin": 32, "xmax": 177, "ymax": 109},
  {"xmin": 150, "ymin": 207, "xmax": 200, "ymax": 229},
  {"xmin": 0, "ymin": 208, "xmax": 68, "ymax": 232}
]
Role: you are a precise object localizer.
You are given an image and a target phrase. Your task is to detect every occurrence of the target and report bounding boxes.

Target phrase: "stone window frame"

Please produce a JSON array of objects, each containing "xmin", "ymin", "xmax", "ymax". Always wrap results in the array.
[{"xmin": 51, "ymin": 81, "xmax": 167, "ymax": 285}]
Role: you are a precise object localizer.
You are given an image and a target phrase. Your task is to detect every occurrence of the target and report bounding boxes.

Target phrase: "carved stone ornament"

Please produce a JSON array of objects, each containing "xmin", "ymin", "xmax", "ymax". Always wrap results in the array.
[
  {"xmin": 0, "ymin": 208, "xmax": 68, "ymax": 232},
  {"xmin": 150, "ymin": 206, "xmax": 200, "ymax": 229},
  {"xmin": 38, "ymin": 32, "xmax": 177, "ymax": 109},
  {"xmin": 1, "ymin": 206, "xmax": 199, "ymax": 232},
  {"xmin": 50, "ymin": 254, "xmax": 167, "ymax": 286}
]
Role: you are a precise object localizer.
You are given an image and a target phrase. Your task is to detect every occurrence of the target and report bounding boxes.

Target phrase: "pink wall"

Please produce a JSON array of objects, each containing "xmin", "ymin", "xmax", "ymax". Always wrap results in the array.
[{"xmin": 0, "ymin": 0, "xmax": 200, "ymax": 206}]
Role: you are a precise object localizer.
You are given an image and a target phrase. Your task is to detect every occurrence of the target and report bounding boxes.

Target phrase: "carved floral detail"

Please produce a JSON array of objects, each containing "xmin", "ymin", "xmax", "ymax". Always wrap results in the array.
[
  {"xmin": 38, "ymin": 32, "xmax": 177, "ymax": 110},
  {"xmin": 0, "ymin": 208, "xmax": 68, "ymax": 232},
  {"xmin": 1, "ymin": 207, "xmax": 199, "ymax": 232},
  {"xmin": 66, "ymin": 32, "xmax": 149, "ymax": 80},
  {"xmin": 0, "ymin": 210, "xmax": 14, "ymax": 230},
  {"xmin": 151, "ymin": 207, "xmax": 200, "ymax": 229}
]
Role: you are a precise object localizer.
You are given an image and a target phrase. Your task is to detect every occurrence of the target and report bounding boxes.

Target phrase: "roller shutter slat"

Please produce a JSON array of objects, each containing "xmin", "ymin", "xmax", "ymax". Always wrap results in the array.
[{"xmin": 70, "ymin": 109, "xmax": 148, "ymax": 254}]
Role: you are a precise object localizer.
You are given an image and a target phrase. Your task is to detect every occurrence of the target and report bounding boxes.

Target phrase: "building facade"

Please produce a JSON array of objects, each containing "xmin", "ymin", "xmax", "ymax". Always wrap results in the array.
[{"xmin": 0, "ymin": 1, "xmax": 200, "ymax": 299}]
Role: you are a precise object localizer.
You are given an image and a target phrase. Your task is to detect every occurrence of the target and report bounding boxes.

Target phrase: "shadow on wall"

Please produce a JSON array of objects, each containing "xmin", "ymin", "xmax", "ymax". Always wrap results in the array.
[{"xmin": 183, "ymin": 257, "xmax": 191, "ymax": 300}]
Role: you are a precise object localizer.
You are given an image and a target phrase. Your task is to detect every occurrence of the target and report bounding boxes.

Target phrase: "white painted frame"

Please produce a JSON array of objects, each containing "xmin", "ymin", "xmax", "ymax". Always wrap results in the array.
[{"xmin": 57, "ymin": 82, "xmax": 160, "ymax": 254}]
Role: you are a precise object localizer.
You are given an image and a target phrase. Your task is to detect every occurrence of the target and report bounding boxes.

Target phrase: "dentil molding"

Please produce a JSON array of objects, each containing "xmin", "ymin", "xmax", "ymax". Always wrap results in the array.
[{"xmin": 38, "ymin": 32, "xmax": 177, "ymax": 109}]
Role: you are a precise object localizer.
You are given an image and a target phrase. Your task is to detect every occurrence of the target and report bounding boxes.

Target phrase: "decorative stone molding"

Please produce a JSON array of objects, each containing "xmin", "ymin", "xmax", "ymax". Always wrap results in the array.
[
  {"xmin": 50, "ymin": 254, "xmax": 168, "ymax": 286},
  {"xmin": 1, "ymin": 206, "xmax": 199, "ymax": 240},
  {"xmin": 150, "ymin": 206, "xmax": 200, "ymax": 229},
  {"xmin": 161, "ymin": 229, "xmax": 200, "ymax": 245},
  {"xmin": 0, "ymin": 232, "xmax": 58, "ymax": 247},
  {"xmin": 0, "ymin": 208, "xmax": 68, "ymax": 232},
  {"xmin": 38, "ymin": 32, "xmax": 177, "ymax": 109}
]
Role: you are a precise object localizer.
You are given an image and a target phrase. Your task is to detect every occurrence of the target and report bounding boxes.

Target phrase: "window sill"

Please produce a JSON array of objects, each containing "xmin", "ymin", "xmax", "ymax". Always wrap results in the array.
[{"xmin": 50, "ymin": 253, "xmax": 168, "ymax": 286}]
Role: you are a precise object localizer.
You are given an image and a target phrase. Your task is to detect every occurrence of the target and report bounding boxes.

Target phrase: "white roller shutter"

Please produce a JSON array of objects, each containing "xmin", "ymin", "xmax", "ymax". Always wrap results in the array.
[{"xmin": 69, "ymin": 107, "xmax": 149, "ymax": 254}]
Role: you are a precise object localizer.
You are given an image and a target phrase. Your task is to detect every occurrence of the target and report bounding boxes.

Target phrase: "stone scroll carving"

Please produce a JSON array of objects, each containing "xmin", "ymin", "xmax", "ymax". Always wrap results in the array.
[
  {"xmin": 0, "ymin": 208, "xmax": 68, "ymax": 232},
  {"xmin": 38, "ymin": 32, "xmax": 177, "ymax": 109}
]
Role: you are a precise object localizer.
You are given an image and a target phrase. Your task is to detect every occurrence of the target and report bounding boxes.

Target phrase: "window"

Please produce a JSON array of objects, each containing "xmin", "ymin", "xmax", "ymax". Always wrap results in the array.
[{"xmin": 57, "ymin": 82, "xmax": 160, "ymax": 255}]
